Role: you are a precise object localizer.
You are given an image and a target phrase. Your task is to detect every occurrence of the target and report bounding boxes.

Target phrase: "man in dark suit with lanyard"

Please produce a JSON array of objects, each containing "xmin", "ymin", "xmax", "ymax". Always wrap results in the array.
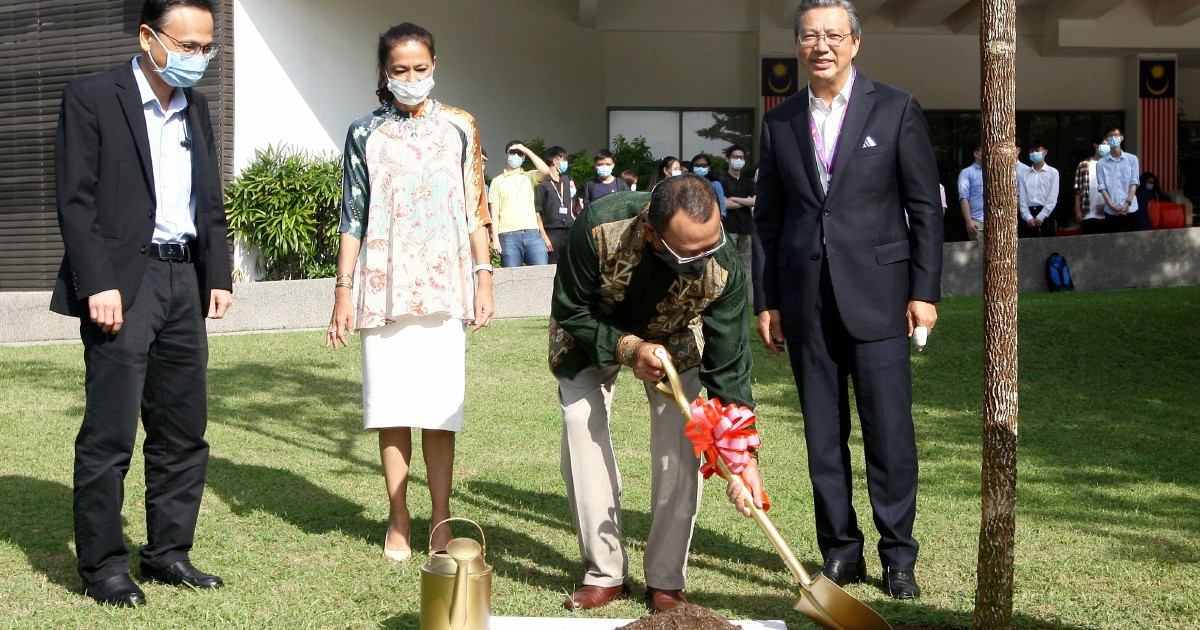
[
  {"xmin": 51, "ymin": 0, "xmax": 233, "ymax": 607},
  {"xmin": 754, "ymin": 0, "xmax": 942, "ymax": 600}
]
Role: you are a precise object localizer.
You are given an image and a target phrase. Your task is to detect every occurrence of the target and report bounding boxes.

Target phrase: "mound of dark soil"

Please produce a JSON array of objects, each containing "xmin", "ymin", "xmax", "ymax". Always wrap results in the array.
[{"xmin": 616, "ymin": 603, "xmax": 742, "ymax": 630}]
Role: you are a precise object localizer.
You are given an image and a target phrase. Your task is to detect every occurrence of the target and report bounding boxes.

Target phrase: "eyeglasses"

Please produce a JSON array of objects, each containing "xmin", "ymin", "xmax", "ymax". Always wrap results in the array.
[
  {"xmin": 156, "ymin": 29, "xmax": 220, "ymax": 59},
  {"xmin": 659, "ymin": 225, "xmax": 727, "ymax": 264},
  {"xmin": 798, "ymin": 32, "xmax": 854, "ymax": 48}
]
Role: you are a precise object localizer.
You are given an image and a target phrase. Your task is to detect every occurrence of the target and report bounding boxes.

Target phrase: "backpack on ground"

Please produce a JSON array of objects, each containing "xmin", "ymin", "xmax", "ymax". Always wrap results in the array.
[{"xmin": 1045, "ymin": 252, "xmax": 1074, "ymax": 291}]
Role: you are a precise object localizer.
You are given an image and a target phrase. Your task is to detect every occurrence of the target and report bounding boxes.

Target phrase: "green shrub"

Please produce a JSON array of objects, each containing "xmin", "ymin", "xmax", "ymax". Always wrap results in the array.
[{"xmin": 224, "ymin": 145, "xmax": 342, "ymax": 280}]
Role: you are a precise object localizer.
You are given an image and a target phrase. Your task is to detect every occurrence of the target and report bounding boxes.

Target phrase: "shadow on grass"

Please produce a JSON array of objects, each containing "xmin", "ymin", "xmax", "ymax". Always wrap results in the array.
[
  {"xmin": 378, "ymin": 613, "xmax": 420, "ymax": 629},
  {"xmin": 744, "ymin": 291, "xmax": 1200, "ymax": 569},
  {"xmin": 454, "ymin": 479, "xmax": 795, "ymax": 595},
  {"xmin": 205, "ymin": 457, "xmax": 380, "ymax": 545},
  {"xmin": 207, "ymin": 360, "xmax": 372, "ymax": 472},
  {"xmin": 0, "ymin": 476, "xmax": 79, "ymax": 592}
]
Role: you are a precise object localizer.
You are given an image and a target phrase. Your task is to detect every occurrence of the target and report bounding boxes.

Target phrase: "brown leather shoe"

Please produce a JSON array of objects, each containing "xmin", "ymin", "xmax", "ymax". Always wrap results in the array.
[
  {"xmin": 646, "ymin": 587, "xmax": 688, "ymax": 613},
  {"xmin": 563, "ymin": 583, "xmax": 629, "ymax": 611}
]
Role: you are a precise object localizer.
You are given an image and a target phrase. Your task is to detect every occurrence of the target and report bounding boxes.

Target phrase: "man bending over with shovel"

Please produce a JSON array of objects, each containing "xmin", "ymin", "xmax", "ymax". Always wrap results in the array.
[{"xmin": 548, "ymin": 174, "xmax": 766, "ymax": 614}]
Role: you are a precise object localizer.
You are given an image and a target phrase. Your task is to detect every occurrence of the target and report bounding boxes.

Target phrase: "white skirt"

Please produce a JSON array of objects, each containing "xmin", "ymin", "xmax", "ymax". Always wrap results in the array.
[{"xmin": 361, "ymin": 314, "xmax": 466, "ymax": 431}]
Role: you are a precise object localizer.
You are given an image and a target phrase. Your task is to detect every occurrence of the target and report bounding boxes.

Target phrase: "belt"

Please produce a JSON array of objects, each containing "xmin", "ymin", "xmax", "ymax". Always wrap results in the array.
[{"xmin": 147, "ymin": 242, "xmax": 194, "ymax": 262}]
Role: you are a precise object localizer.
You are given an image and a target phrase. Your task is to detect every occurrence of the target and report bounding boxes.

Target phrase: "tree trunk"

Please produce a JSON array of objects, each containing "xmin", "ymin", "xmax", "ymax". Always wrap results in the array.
[{"xmin": 974, "ymin": 1, "xmax": 1020, "ymax": 629}]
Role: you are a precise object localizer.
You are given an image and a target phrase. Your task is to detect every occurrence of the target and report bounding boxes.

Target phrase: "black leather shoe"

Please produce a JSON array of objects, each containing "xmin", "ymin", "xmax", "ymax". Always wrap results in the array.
[
  {"xmin": 822, "ymin": 556, "xmax": 866, "ymax": 586},
  {"xmin": 139, "ymin": 560, "xmax": 224, "ymax": 589},
  {"xmin": 884, "ymin": 568, "xmax": 921, "ymax": 599},
  {"xmin": 85, "ymin": 573, "xmax": 146, "ymax": 607}
]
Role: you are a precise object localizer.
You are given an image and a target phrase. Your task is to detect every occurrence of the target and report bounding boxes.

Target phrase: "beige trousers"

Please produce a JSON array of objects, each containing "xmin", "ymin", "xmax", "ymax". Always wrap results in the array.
[{"xmin": 558, "ymin": 364, "xmax": 703, "ymax": 590}]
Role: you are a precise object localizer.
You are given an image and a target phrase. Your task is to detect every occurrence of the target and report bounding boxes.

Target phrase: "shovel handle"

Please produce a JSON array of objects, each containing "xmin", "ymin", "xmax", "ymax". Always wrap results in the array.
[{"xmin": 653, "ymin": 347, "xmax": 815, "ymax": 588}]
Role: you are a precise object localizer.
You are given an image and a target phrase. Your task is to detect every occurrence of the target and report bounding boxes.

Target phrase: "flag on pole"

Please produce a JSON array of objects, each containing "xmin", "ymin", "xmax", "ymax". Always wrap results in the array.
[
  {"xmin": 1138, "ymin": 56, "xmax": 1177, "ymax": 192},
  {"xmin": 762, "ymin": 57, "xmax": 798, "ymax": 112}
]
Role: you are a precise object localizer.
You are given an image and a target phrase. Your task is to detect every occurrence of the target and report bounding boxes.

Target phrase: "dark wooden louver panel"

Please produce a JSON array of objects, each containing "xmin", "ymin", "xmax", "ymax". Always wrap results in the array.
[{"xmin": 0, "ymin": 0, "xmax": 233, "ymax": 292}]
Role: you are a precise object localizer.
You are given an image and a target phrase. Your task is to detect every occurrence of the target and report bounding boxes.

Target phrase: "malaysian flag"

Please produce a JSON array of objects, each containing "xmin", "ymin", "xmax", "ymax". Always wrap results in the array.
[
  {"xmin": 1139, "ymin": 56, "xmax": 1177, "ymax": 191},
  {"xmin": 762, "ymin": 57, "xmax": 798, "ymax": 112}
]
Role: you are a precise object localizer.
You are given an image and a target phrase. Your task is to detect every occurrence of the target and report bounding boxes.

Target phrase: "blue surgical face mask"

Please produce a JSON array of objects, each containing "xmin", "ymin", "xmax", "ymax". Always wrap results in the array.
[
  {"xmin": 1029, "ymin": 151, "xmax": 1044, "ymax": 164},
  {"xmin": 596, "ymin": 165, "xmax": 613, "ymax": 178},
  {"xmin": 557, "ymin": 161, "xmax": 569, "ymax": 173},
  {"xmin": 506, "ymin": 154, "xmax": 524, "ymax": 169},
  {"xmin": 1107, "ymin": 136, "xmax": 1122, "ymax": 149},
  {"xmin": 669, "ymin": 169, "xmax": 683, "ymax": 177},
  {"xmin": 1098, "ymin": 143, "xmax": 1111, "ymax": 157},
  {"xmin": 1145, "ymin": 182, "xmax": 1156, "ymax": 190},
  {"xmin": 692, "ymin": 166, "xmax": 710, "ymax": 177},
  {"xmin": 149, "ymin": 30, "xmax": 209, "ymax": 88},
  {"xmin": 730, "ymin": 158, "xmax": 747, "ymax": 171}
]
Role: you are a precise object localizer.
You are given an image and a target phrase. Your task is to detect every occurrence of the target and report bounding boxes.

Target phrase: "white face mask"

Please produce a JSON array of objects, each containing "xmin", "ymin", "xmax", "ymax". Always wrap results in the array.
[
  {"xmin": 669, "ymin": 169, "xmax": 683, "ymax": 177},
  {"xmin": 730, "ymin": 158, "xmax": 746, "ymax": 171},
  {"xmin": 387, "ymin": 75, "xmax": 434, "ymax": 106}
]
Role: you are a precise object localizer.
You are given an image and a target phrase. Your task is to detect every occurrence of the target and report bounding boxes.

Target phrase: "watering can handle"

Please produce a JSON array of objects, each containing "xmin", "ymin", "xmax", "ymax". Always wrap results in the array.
[
  {"xmin": 429, "ymin": 517, "xmax": 488, "ymax": 556},
  {"xmin": 652, "ymin": 347, "xmax": 815, "ymax": 588}
]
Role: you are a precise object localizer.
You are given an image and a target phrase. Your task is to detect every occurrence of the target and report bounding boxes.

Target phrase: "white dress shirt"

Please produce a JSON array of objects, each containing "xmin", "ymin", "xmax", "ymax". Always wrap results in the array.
[
  {"xmin": 131, "ymin": 57, "xmax": 197, "ymax": 244},
  {"xmin": 809, "ymin": 73, "xmax": 856, "ymax": 195},
  {"xmin": 1018, "ymin": 163, "xmax": 1059, "ymax": 222}
]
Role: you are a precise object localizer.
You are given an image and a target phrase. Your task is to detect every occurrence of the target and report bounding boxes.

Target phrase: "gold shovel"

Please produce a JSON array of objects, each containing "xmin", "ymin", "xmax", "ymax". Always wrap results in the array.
[{"xmin": 652, "ymin": 348, "xmax": 891, "ymax": 630}]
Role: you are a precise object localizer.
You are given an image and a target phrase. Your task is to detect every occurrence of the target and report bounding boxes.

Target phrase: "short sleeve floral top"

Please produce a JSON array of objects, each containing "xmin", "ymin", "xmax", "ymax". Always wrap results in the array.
[{"xmin": 339, "ymin": 100, "xmax": 489, "ymax": 330}]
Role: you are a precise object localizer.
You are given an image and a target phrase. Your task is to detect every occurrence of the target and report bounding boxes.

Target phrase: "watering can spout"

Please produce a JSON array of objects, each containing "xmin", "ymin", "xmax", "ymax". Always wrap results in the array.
[{"xmin": 448, "ymin": 559, "xmax": 469, "ymax": 630}]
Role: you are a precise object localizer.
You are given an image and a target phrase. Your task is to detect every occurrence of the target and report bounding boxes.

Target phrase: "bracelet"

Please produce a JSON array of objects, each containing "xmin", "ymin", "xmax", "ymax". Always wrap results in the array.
[
  {"xmin": 334, "ymin": 281, "xmax": 353, "ymax": 289},
  {"xmin": 336, "ymin": 273, "xmax": 353, "ymax": 281},
  {"xmin": 473, "ymin": 263, "xmax": 494, "ymax": 274}
]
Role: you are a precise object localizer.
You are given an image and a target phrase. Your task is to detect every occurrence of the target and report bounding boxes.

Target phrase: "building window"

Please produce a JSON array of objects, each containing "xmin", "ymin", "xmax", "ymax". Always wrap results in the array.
[{"xmin": 608, "ymin": 108, "xmax": 754, "ymax": 160}]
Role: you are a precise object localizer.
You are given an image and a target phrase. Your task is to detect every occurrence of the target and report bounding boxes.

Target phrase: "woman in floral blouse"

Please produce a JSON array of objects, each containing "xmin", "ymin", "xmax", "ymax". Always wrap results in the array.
[{"xmin": 326, "ymin": 22, "xmax": 493, "ymax": 559}]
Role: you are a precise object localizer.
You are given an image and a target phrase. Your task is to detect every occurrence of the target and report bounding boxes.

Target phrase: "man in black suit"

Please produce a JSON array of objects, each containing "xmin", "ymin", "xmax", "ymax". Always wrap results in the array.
[
  {"xmin": 753, "ymin": 0, "xmax": 942, "ymax": 600},
  {"xmin": 51, "ymin": 0, "xmax": 233, "ymax": 607}
]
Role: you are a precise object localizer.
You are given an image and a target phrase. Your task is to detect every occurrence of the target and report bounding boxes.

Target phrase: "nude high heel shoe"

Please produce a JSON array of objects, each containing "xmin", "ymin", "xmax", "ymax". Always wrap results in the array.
[{"xmin": 383, "ymin": 530, "xmax": 412, "ymax": 562}]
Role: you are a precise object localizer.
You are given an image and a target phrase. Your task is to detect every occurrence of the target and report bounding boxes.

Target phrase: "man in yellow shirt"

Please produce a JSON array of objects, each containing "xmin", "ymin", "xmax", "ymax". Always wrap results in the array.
[{"xmin": 489, "ymin": 140, "xmax": 552, "ymax": 266}]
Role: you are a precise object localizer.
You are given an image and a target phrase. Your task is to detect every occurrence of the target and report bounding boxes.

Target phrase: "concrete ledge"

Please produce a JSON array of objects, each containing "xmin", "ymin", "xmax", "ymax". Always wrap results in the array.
[
  {"xmin": 940, "ymin": 227, "xmax": 1200, "ymax": 296},
  {"xmin": 3, "ymin": 229, "xmax": 1196, "ymax": 345}
]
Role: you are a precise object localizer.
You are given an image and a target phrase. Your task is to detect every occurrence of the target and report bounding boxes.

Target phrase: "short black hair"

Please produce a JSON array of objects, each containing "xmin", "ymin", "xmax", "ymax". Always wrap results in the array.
[
  {"xmin": 545, "ymin": 146, "xmax": 567, "ymax": 161},
  {"xmin": 140, "ymin": 0, "xmax": 214, "ymax": 31},
  {"xmin": 648, "ymin": 174, "xmax": 718, "ymax": 235},
  {"xmin": 1029, "ymin": 139, "xmax": 1047, "ymax": 151},
  {"xmin": 594, "ymin": 149, "xmax": 615, "ymax": 162},
  {"xmin": 724, "ymin": 144, "xmax": 747, "ymax": 158},
  {"xmin": 1105, "ymin": 125, "xmax": 1124, "ymax": 136},
  {"xmin": 970, "ymin": 141, "xmax": 982, "ymax": 153},
  {"xmin": 1092, "ymin": 133, "xmax": 1105, "ymax": 145},
  {"xmin": 505, "ymin": 140, "xmax": 523, "ymax": 154}
]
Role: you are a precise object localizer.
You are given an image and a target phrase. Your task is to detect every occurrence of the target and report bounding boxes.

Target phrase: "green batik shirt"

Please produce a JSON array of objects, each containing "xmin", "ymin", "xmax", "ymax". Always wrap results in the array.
[{"xmin": 548, "ymin": 191, "xmax": 754, "ymax": 409}]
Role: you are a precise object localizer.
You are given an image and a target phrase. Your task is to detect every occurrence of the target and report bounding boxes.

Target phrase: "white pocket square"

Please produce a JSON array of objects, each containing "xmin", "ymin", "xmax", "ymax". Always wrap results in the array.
[{"xmin": 861, "ymin": 136, "xmax": 877, "ymax": 149}]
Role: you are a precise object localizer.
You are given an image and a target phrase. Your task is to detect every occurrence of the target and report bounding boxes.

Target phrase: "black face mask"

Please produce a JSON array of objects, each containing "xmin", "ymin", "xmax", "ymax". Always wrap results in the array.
[{"xmin": 650, "ymin": 246, "xmax": 708, "ymax": 280}]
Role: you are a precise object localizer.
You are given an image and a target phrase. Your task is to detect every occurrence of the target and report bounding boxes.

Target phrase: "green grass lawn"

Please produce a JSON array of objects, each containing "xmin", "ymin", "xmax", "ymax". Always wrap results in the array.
[{"xmin": 1, "ymin": 286, "xmax": 1198, "ymax": 629}]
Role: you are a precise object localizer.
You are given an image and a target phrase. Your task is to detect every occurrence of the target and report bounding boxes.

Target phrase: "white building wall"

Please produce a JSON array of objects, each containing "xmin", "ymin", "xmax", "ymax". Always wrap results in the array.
[{"xmin": 234, "ymin": 0, "xmax": 1197, "ymax": 178}]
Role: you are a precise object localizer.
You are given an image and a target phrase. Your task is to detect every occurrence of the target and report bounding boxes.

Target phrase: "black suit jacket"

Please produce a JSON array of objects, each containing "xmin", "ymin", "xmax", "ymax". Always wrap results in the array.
[
  {"xmin": 50, "ymin": 63, "xmax": 232, "ymax": 317},
  {"xmin": 754, "ymin": 72, "xmax": 943, "ymax": 341}
]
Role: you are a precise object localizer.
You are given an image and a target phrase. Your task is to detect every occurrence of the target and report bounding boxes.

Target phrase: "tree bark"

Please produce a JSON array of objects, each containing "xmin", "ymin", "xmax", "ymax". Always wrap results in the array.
[{"xmin": 974, "ymin": 1, "xmax": 1020, "ymax": 629}]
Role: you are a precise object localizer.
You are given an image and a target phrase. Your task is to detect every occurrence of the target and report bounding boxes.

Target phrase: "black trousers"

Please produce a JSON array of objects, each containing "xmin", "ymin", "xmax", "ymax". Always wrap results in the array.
[
  {"xmin": 1102, "ymin": 212, "xmax": 1144, "ymax": 233},
  {"xmin": 1017, "ymin": 209, "xmax": 1057, "ymax": 238},
  {"xmin": 75, "ymin": 258, "xmax": 210, "ymax": 583},
  {"xmin": 786, "ymin": 261, "xmax": 919, "ymax": 570},
  {"xmin": 546, "ymin": 228, "xmax": 571, "ymax": 264}
]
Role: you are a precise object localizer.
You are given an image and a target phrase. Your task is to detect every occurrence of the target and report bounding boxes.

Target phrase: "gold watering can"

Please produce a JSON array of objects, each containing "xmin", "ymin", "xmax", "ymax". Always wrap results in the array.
[{"xmin": 419, "ymin": 518, "xmax": 492, "ymax": 630}]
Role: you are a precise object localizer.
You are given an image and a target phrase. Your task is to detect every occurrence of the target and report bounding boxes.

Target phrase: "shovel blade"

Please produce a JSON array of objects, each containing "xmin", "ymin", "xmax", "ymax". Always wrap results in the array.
[{"xmin": 793, "ymin": 574, "xmax": 892, "ymax": 630}]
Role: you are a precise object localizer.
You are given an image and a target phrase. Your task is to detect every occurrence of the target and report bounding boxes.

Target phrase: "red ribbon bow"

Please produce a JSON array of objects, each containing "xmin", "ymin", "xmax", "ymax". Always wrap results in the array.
[{"xmin": 685, "ymin": 396, "xmax": 770, "ymax": 511}]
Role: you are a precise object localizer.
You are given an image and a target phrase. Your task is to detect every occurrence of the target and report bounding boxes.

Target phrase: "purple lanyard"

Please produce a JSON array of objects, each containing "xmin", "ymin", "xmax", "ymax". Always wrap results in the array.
[{"xmin": 808, "ymin": 69, "xmax": 856, "ymax": 175}]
